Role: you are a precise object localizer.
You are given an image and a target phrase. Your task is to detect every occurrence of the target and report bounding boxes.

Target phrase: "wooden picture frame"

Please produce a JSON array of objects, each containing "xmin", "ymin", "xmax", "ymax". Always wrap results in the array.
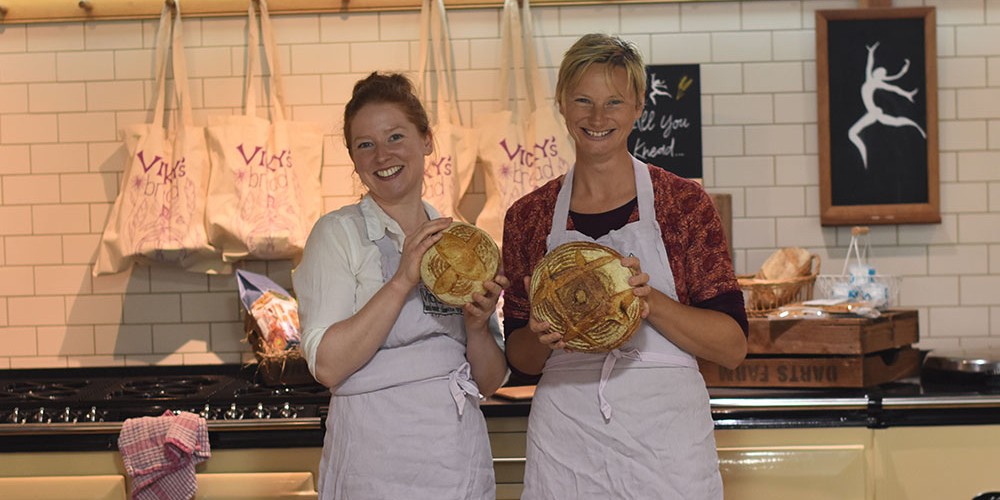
[{"xmin": 816, "ymin": 7, "xmax": 940, "ymax": 226}]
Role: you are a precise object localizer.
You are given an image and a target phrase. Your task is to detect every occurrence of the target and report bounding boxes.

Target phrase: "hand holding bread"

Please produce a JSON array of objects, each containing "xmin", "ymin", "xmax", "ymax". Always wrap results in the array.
[
  {"xmin": 420, "ymin": 221, "xmax": 501, "ymax": 306},
  {"xmin": 395, "ymin": 217, "xmax": 453, "ymax": 290},
  {"xmin": 529, "ymin": 241, "xmax": 644, "ymax": 353}
]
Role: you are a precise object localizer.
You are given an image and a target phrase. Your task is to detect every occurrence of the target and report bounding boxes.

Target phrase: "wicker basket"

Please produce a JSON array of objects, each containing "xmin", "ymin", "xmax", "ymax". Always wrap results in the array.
[
  {"xmin": 738, "ymin": 254, "xmax": 821, "ymax": 318},
  {"xmin": 244, "ymin": 313, "xmax": 315, "ymax": 386}
]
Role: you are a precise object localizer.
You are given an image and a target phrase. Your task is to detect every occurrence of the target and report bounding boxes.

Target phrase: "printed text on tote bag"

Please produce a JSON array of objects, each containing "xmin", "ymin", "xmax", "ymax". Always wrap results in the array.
[{"xmin": 497, "ymin": 135, "xmax": 570, "ymax": 206}]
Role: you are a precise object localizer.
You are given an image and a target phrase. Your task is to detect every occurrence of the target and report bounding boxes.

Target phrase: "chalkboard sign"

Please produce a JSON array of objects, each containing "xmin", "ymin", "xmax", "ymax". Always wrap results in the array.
[
  {"xmin": 627, "ymin": 64, "xmax": 702, "ymax": 179},
  {"xmin": 817, "ymin": 7, "xmax": 940, "ymax": 226}
]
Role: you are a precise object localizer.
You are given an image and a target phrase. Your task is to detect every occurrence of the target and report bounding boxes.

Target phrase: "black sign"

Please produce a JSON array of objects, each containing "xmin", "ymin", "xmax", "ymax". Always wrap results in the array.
[
  {"xmin": 827, "ymin": 18, "xmax": 928, "ymax": 206},
  {"xmin": 628, "ymin": 64, "xmax": 702, "ymax": 179}
]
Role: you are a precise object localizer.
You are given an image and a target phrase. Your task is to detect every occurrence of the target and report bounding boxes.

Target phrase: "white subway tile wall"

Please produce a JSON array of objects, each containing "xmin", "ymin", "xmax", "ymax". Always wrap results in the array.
[{"xmin": 0, "ymin": 0, "xmax": 998, "ymax": 368}]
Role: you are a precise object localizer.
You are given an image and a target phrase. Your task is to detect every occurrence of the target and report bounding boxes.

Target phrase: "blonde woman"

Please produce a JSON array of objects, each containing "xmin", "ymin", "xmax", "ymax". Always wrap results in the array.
[{"xmin": 502, "ymin": 34, "xmax": 749, "ymax": 499}]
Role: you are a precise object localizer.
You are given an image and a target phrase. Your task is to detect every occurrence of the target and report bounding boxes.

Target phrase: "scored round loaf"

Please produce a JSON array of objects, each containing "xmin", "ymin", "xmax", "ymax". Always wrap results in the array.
[
  {"xmin": 529, "ymin": 241, "xmax": 643, "ymax": 353},
  {"xmin": 420, "ymin": 221, "xmax": 500, "ymax": 306}
]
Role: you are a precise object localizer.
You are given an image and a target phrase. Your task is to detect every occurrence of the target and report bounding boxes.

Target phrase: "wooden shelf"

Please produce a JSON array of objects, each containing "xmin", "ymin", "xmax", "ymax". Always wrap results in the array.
[{"xmin": 0, "ymin": 0, "xmax": 713, "ymax": 24}]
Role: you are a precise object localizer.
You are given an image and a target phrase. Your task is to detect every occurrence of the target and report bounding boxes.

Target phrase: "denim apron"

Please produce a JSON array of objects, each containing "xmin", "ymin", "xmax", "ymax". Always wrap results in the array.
[{"xmin": 521, "ymin": 157, "xmax": 722, "ymax": 500}]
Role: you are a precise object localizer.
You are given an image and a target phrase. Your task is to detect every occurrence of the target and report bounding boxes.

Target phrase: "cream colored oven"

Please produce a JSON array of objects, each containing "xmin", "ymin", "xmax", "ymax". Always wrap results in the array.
[{"xmin": 0, "ymin": 365, "xmax": 326, "ymax": 499}]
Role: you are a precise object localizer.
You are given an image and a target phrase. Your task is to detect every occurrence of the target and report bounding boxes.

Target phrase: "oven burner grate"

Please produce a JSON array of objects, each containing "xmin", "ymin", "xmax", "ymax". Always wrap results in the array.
[
  {"xmin": 2, "ymin": 380, "xmax": 90, "ymax": 400},
  {"xmin": 106, "ymin": 376, "xmax": 220, "ymax": 400},
  {"xmin": 234, "ymin": 384, "xmax": 328, "ymax": 399},
  {"xmin": 0, "ymin": 366, "xmax": 330, "ymax": 426}
]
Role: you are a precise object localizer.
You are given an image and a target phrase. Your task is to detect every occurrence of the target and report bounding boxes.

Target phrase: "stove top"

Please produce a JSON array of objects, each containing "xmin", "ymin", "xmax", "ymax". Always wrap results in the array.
[
  {"xmin": 0, "ymin": 365, "xmax": 330, "ymax": 425},
  {"xmin": 4, "ymin": 364, "xmax": 1000, "ymax": 429}
]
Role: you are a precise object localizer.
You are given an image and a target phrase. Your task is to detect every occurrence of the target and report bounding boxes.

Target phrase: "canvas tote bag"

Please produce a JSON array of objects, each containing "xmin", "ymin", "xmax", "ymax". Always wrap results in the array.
[
  {"xmin": 94, "ymin": 1, "xmax": 225, "ymax": 276},
  {"xmin": 206, "ymin": 0, "xmax": 324, "ymax": 262},
  {"xmin": 416, "ymin": 0, "xmax": 477, "ymax": 220},
  {"xmin": 475, "ymin": 0, "xmax": 575, "ymax": 247}
]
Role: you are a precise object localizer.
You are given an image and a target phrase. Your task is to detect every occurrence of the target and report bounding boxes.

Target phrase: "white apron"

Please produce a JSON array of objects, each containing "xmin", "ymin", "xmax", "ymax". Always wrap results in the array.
[
  {"xmin": 317, "ymin": 230, "xmax": 495, "ymax": 500},
  {"xmin": 521, "ymin": 157, "xmax": 722, "ymax": 500}
]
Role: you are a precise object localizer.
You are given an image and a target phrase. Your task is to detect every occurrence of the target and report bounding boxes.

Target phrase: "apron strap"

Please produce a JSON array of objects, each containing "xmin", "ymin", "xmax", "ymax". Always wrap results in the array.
[
  {"xmin": 372, "ymin": 235, "xmax": 399, "ymax": 283},
  {"xmin": 548, "ymin": 156, "xmax": 655, "ymax": 249},
  {"xmin": 547, "ymin": 166, "xmax": 575, "ymax": 248},
  {"xmin": 598, "ymin": 348, "xmax": 640, "ymax": 420},
  {"xmin": 598, "ymin": 348, "xmax": 698, "ymax": 421},
  {"xmin": 631, "ymin": 156, "xmax": 657, "ymax": 223},
  {"xmin": 448, "ymin": 362, "xmax": 481, "ymax": 416}
]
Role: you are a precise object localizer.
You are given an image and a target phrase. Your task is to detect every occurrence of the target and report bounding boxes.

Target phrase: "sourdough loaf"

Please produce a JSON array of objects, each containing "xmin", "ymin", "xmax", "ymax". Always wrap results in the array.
[
  {"xmin": 529, "ymin": 241, "xmax": 642, "ymax": 353},
  {"xmin": 420, "ymin": 221, "xmax": 500, "ymax": 306}
]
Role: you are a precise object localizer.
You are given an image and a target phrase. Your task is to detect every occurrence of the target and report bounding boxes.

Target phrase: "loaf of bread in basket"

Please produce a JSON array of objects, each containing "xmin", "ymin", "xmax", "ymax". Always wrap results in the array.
[{"xmin": 741, "ymin": 247, "xmax": 819, "ymax": 316}]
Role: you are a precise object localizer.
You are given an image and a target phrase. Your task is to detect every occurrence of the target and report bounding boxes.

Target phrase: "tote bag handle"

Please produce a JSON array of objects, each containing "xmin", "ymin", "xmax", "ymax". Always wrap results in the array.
[
  {"xmin": 244, "ymin": 0, "xmax": 288, "ymax": 122},
  {"xmin": 151, "ymin": 0, "xmax": 194, "ymax": 130},
  {"xmin": 417, "ymin": 0, "xmax": 463, "ymax": 126},
  {"xmin": 498, "ymin": 0, "xmax": 530, "ymax": 120},
  {"xmin": 519, "ymin": 0, "xmax": 548, "ymax": 112},
  {"xmin": 497, "ymin": 0, "xmax": 549, "ymax": 118}
]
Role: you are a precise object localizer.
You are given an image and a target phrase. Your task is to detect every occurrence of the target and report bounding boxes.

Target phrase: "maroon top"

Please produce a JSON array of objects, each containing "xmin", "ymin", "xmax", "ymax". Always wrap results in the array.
[{"xmin": 501, "ymin": 164, "xmax": 748, "ymax": 343}]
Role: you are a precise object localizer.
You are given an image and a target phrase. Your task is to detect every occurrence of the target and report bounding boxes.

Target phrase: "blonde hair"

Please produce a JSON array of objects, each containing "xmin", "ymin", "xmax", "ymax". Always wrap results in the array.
[{"xmin": 555, "ymin": 33, "xmax": 646, "ymax": 109}]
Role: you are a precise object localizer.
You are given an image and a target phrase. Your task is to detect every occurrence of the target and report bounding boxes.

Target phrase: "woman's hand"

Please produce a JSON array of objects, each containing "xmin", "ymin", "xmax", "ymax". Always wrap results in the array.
[
  {"xmin": 523, "ymin": 276, "xmax": 564, "ymax": 350},
  {"xmin": 621, "ymin": 255, "xmax": 651, "ymax": 319},
  {"xmin": 464, "ymin": 273, "xmax": 510, "ymax": 333},
  {"xmin": 464, "ymin": 271, "xmax": 511, "ymax": 397},
  {"xmin": 391, "ymin": 217, "xmax": 452, "ymax": 290}
]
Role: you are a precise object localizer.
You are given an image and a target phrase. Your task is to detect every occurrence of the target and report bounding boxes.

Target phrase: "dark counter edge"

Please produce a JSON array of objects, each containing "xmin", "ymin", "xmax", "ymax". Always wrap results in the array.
[{"xmin": 4, "ymin": 364, "xmax": 1000, "ymax": 452}]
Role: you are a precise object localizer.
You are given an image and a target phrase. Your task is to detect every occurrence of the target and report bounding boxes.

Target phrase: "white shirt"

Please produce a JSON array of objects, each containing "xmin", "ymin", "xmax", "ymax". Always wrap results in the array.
[{"xmin": 292, "ymin": 195, "xmax": 441, "ymax": 377}]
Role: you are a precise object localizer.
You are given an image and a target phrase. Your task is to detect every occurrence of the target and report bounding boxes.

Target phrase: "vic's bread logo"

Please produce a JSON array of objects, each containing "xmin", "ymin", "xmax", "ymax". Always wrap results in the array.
[
  {"xmin": 423, "ymin": 154, "xmax": 454, "ymax": 198},
  {"xmin": 499, "ymin": 135, "xmax": 559, "ymax": 167},
  {"xmin": 426, "ymin": 155, "xmax": 454, "ymax": 177},
  {"xmin": 137, "ymin": 151, "xmax": 187, "ymax": 186},
  {"xmin": 495, "ymin": 135, "xmax": 571, "ymax": 206},
  {"xmin": 236, "ymin": 144, "xmax": 294, "ymax": 171}
]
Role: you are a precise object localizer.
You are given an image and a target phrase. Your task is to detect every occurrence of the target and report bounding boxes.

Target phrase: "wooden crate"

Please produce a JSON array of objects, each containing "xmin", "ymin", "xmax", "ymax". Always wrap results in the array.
[
  {"xmin": 699, "ymin": 347, "xmax": 921, "ymax": 388},
  {"xmin": 747, "ymin": 309, "xmax": 917, "ymax": 355},
  {"xmin": 699, "ymin": 309, "xmax": 920, "ymax": 388}
]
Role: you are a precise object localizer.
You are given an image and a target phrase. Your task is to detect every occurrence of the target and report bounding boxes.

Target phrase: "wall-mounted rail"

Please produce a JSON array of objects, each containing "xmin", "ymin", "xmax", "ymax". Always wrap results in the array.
[{"xmin": 0, "ymin": 0, "xmax": 711, "ymax": 25}]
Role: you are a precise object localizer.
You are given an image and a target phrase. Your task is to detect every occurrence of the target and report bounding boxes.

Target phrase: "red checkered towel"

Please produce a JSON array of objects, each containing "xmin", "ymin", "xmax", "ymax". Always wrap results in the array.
[{"xmin": 118, "ymin": 410, "xmax": 211, "ymax": 500}]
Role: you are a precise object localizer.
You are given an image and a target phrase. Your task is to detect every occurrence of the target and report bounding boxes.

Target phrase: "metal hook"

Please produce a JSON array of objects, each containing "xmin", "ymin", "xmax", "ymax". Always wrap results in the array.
[{"xmin": 78, "ymin": 0, "xmax": 93, "ymax": 11}]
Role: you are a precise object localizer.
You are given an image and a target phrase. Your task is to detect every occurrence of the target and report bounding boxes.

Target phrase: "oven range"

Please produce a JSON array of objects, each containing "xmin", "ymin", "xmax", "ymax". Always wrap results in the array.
[{"xmin": 0, "ymin": 364, "xmax": 331, "ymax": 441}]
